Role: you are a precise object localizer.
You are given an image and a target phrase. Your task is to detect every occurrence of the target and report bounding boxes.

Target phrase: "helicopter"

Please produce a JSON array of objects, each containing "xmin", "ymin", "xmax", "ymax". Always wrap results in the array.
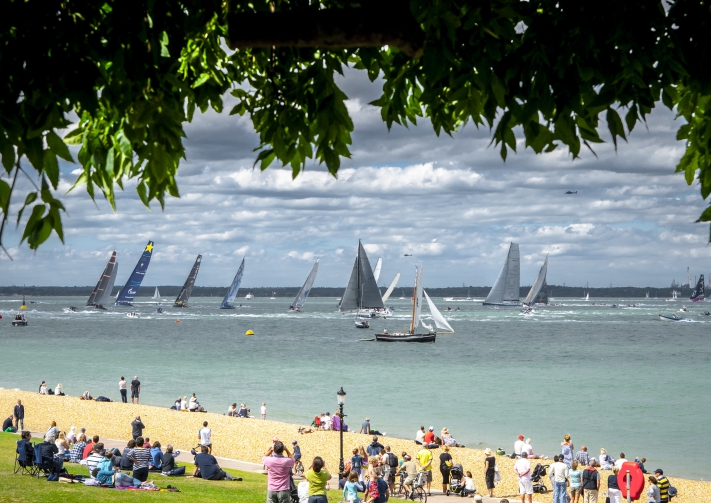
[{"xmin": 565, "ymin": 190, "xmax": 578, "ymax": 194}]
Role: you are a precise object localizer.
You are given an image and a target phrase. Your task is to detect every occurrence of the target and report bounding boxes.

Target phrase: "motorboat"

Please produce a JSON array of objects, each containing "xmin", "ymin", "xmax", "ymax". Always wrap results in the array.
[
  {"xmin": 12, "ymin": 314, "xmax": 28, "ymax": 326},
  {"xmin": 659, "ymin": 313, "xmax": 690, "ymax": 322},
  {"xmin": 245, "ymin": 293, "xmax": 254, "ymax": 299},
  {"xmin": 355, "ymin": 320, "xmax": 370, "ymax": 329}
]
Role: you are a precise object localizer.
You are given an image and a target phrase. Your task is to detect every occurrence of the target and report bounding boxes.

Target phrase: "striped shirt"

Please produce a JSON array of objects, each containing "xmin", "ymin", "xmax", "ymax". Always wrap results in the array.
[
  {"xmin": 132, "ymin": 447, "xmax": 151, "ymax": 469},
  {"xmin": 657, "ymin": 476, "xmax": 670, "ymax": 502},
  {"xmin": 69, "ymin": 442, "xmax": 86, "ymax": 463},
  {"xmin": 575, "ymin": 450, "xmax": 589, "ymax": 466},
  {"xmin": 86, "ymin": 453, "xmax": 103, "ymax": 477}
]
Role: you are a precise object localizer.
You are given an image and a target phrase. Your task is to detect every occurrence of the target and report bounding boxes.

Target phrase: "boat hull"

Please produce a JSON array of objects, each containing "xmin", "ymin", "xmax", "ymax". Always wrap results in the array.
[
  {"xmin": 659, "ymin": 314, "xmax": 687, "ymax": 322},
  {"xmin": 12, "ymin": 321, "xmax": 28, "ymax": 327},
  {"xmin": 690, "ymin": 296, "xmax": 705, "ymax": 302},
  {"xmin": 482, "ymin": 302, "xmax": 521, "ymax": 307},
  {"xmin": 375, "ymin": 333, "xmax": 436, "ymax": 343},
  {"xmin": 219, "ymin": 305, "xmax": 235, "ymax": 310}
]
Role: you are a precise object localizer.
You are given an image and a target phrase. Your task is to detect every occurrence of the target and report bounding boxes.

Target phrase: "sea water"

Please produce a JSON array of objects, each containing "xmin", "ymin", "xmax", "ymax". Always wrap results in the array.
[{"xmin": 0, "ymin": 296, "xmax": 709, "ymax": 479}]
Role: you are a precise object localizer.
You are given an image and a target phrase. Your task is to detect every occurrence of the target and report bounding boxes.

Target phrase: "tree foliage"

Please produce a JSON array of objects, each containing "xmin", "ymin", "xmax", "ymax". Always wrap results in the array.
[{"xmin": 1, "ymin": 0, "xmax": 710, "ymax": 253}]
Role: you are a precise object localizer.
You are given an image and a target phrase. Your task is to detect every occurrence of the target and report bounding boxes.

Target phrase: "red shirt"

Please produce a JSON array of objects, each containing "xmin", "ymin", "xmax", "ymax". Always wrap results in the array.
[
  {"xmin": 83, "ymin": 442, "xmax": 93, "ymax": 459},
  {"xmin": 424, "ymin": 432, "xmax": 435, "ymax": 444}
]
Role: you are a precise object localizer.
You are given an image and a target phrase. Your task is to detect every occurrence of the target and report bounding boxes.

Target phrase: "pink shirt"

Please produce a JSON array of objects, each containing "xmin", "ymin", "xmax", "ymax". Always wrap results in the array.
[{"xmin": 262, "ymin": 455, "xmax": 295, "ymax": 491}]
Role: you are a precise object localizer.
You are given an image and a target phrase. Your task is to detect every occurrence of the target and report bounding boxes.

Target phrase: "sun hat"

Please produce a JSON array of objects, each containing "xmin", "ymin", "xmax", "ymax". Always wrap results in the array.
[
  {"xmin": 404, "ymin": 455, "xmax": 411, "ymax": 460},
  {"xmin": 484, "ymin": 448, "xmax": 492, "ymax": 456},
  {"xmin": 600, "ymin": 448, "xmax": 606, "ymax": 454},
  {"xmin": 442, "ymin": 427, "xmax": 449, "ymax": 433}
]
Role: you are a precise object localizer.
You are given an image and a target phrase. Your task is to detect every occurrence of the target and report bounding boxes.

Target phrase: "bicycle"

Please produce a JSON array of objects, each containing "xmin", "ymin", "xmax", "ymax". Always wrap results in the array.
[
  {"xmin": 393, "ymin": 470, "xmax": 427, "ymax": 503},
  {"xmin": 293, "ymin": 459, "xmax": 304, "ymax": 477}
]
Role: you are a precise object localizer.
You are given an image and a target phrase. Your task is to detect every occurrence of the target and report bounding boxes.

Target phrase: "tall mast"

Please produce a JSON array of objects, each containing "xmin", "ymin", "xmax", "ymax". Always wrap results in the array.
[{"xmin": 410, "ymin": 266, "xmax": 418, "ymax": 334}]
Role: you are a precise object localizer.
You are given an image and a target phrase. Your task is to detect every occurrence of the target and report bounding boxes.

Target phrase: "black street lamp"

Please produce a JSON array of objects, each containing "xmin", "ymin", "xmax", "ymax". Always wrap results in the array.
[{"xmin": 337, "ymin": 387, "xmax": 347, "ymax": 478}]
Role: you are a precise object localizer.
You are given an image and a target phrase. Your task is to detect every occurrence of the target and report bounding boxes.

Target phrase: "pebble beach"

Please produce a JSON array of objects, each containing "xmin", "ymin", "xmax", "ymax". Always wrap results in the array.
[{"xmin": 1, "ymin": 389, "xmax": 708, "ymax": 502}]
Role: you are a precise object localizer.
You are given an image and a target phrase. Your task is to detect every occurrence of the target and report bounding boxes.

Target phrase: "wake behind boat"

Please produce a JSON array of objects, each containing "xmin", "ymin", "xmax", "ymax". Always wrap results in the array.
[{"xmin": 659, "ymin": 313, "xmax": 691, "ymax": 322}]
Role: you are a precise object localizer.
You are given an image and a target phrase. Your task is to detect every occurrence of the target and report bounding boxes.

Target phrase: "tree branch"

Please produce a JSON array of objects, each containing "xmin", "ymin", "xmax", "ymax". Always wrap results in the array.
[{"xmin": 226, "ymin": 6, "xmax": 424, "ymax": 59}]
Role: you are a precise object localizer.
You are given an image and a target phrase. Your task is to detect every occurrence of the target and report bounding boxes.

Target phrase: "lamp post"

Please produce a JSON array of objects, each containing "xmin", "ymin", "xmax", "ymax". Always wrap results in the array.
[{"xmin": 337, "ymin": 387, "xmax": 346, "ymax": 478}]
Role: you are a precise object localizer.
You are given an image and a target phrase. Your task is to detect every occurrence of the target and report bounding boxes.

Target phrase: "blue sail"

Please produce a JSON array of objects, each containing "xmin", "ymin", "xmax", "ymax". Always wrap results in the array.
[
  {"xmin": 115, "ymin": 241, "xmax": 154, "ymax": 306},
  {"xmin": 219, "ymin": 257, "xmax": 245, "ymax": 309}
]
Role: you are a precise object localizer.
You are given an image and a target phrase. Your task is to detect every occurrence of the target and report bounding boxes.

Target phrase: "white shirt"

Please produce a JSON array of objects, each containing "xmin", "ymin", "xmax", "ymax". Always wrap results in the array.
[
  {"xmin": 180, "ymin": 399, "xmax": 187, "ymax": 410},
  {"xmin": 522, "ymin": 443, "xmax": 533, "ymax": 456},
  {"xmin": 199, "ymin": 427, "xmax": 212, "ymax": 445},
  {"xmin": 614, "ymin": 458, "xmax": 628, "ymax": 470},
  {"xmin": 119, "ymin": 380, "xmax": 126, "ymax": 390},
  {"xmin": 415, "ymin": 430, "xmax": 425, "ymax": 443},
  {"xmin": 463, "ymin": 477, "xmax": 475, "ymax": 491},
  {"xmin": 514, "ymin": 440, "xmax": 525, "ymax": 455},
  {"xmin": 261, "ymin": 405, "xmax": 266, "ymax": 415},
  {"xmin": 550, "ymin": 461, "xmax": 569, "ymax": 483},
  {"xmin": 298, "ymin": 480, "xmax": 310, "ymax": 503},
  {"xmin": 514, "ymin": 458, "xmax": 532, "ymax": 480},
  {"xmin": 227, "ymin": 406, "xmax": 236, "ymax": 416}
]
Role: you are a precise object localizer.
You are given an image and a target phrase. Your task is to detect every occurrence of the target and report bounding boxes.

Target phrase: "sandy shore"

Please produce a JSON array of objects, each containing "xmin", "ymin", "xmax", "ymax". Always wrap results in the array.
[{"xmin": 1, "ymin": 390, "xmax": 706, "ymax": 502}]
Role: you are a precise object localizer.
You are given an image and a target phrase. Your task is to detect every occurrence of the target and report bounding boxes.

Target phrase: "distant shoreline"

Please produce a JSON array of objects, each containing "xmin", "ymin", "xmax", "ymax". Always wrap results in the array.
[{"xmin": 0, "ymin": 285, "xmax": 692, "ymax": 299}]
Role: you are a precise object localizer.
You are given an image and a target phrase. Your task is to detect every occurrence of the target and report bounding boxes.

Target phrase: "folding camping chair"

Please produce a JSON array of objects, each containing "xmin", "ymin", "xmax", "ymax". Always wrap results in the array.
[
  {"xmin": 14, "ymin": 439, "xmax": 37, "ymax": 476},
  {"xmin": 33, "ymin": 444, "xmax": 54, "ymax": 478}
]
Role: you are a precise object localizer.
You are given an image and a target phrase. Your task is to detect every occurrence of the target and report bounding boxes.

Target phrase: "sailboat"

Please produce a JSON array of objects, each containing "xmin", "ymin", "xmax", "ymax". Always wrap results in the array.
[
  {"xmin": 381, "ymin": 273, "xmax": 400, "ymax": 303},
  {"xmin": 152, "ymin": 287, "xmax": 161, "ymax": 300},
  {"xmin": 375, "ymin": 265, "xmax": 445, "ymax": 342},
  {"xmin": 483, "ymin": 243, "xmax": 521, "ymax": 306},
  {"xmin": 690, "ymin": 274, "xmax": 705, "ymax": 303},
  {"xmin": 372, "ymin": 257, "xmax": 382, "ymax": 283},
  {"xmin": 245, "ymin": 292, "xmax": 254, "ymax": 299},
  {"xmin": 290, "ymin": 259, "xmax": 319, "ymax": 312},
  {"xmin": 646, "ymin": 290, "xmax": 649, "ymax": 300},
  {"xmin": 523, "ymin": 255, "xmax": 548, "ymax": 307},
  {"xmin": 339, "ymin": 240, "xmax": 384, "ymax": 326},
  {"xmin": 174, "ymin": 255, "xmax": 202, "ymax": 308},
  {"xmin": 219, "ymin": 257, "xmax": 245, "ymax": 309},
  {"xmin": 116, "ymin": 241, "xmax": 154, "ymax": 306},
  {"xmin": 87, "ymin": 250, "xmax": 119, "ymax": 310}
]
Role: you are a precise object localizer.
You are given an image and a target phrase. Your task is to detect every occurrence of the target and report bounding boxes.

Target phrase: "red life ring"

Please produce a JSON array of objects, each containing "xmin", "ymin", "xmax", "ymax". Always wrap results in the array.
[{"xmin": 617, "ymin": 462, "xmax": 645, "ymax": 500}]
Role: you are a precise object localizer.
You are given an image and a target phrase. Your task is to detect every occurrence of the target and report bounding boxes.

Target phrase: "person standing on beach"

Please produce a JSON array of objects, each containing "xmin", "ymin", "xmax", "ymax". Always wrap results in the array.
[
  {"xmin": 13, "ymin": 399, "xmax": 24, "ymax": 431},
  {"xmin": 360, "ymin": 418, "xmax": 371, "ymax": 435},
  {"xmin": 550, "ymin": 455, "xmax": 570, "ymax": 503},
  {"xmin": 581, "ymin": 460, "xmax": 600, "ymax": 503},
  {"xmin": 416, "ymin": 443, "xmax": 433, "ymax": 495},
  {"xmin": 261, "ymin": 402, "xmax": 267, "ymax": 420},
  {"xmin": 484, "ymin": 448, "xmax": 496, "ymax": 498},
  {"xmin": 439, "ymin": 445, "xmax": 453, "ymax": 494},
  {"xmin": 130, "ymin": 376, "xmax": 141, "ymax": 404},
  {"xmin": 263, "ymin": 441, "xmax": 295, "ymax": 503},
  {"xmin": 607, "ymin": 466, "xmax": 621, "ymax": 503},
  {"xmin": 514, "ymin": 452, "xmax": 533, "ymax": 503},
  {"xmin": 654, "ymin": 469, "xmax": 670, "ymax": 503},
  {"xmin": 198, "ymin": 421, "xmax": 212, "ymax": 454},
  {"xmin": 119, "ymin": 377, "xmax": 127, "ymax": 403},
  {"xmin": 131, "ymin": 415, "xmax": 145, "ymax": 440}
]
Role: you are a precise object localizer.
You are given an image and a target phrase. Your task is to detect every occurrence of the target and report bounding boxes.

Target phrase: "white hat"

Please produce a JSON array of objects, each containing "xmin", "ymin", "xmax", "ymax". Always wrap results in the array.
[{"xmin": 428, "ymin": 426, "xmax": 434, "ymax": 431}]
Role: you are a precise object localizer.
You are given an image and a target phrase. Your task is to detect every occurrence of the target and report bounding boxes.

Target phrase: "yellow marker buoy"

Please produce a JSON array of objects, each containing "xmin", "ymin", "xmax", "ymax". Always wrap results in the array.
[
  {"xmin": 20, "ymin": 305, "xmax": 26, "ymax": 310},
  {"xmin": 176, "ymin": 319, "xmax": 181, "ymax": 323},
  {"xmin": 245, "ymin": 330, "xmax": 254, "ymax": 336}
]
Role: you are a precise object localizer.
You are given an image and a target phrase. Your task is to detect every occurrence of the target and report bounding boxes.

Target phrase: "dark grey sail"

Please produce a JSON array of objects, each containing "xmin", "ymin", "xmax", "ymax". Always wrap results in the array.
[
  {"xmin": 174, "ymin": 255, "xmax": 202, "ymax": 308},
  {"xmin": 338, "ymin": 241, "xmax": 384, "ymax": 312},
  {"xmin": 86, "ymin": 251, "xmax": 117, "ymax": 307}
]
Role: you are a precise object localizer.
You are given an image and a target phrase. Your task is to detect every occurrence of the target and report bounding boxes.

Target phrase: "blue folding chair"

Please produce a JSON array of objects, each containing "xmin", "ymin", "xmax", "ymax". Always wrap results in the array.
[
  {"xmin": 14, "ymin": 439, "xmax": 37, "ymax": 476},
  {"xmin": 33, "ymin": 444, "xmax": 53, "ymax": 478}
]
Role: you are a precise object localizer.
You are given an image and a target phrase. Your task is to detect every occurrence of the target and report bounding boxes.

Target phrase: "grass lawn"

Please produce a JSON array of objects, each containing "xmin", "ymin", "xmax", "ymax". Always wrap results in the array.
[{"xmin": 0, "ymin": 432, "xmax": 347, "ymax": 503}]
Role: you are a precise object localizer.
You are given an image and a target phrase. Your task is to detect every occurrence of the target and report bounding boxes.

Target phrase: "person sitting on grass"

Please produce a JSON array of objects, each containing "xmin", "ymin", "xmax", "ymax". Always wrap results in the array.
[
  {"xmin": 120, "ymin": 439, "xmax": 136, "ymax": 470},
  {"xmin": 3, "ymin": 414, "xmax": 16, "ymax": 432},
  {"xmin": 86, "ymin": 443, "xmax": 105, "ymax": 477},
  {"xmin": 83, "ymin": 435, "xmax": 98, "ymax": 460},
  {"xmin": 192, "ymin": 445, "xmax": 242, "ymax": 481},
  {"xmin": 150, "ymin": 441, "xmax": 164, "ymax": 471},
  {"xmin": 94, "ymin": 451, "xmax": 145, "ymax": 487},
  {"xmin": 161, "ymin": 445, "xmax": 186, "ymax": 476},
  {"xmin": 69, "ymin": 434, "xmax": 86, "ymax": 463}
]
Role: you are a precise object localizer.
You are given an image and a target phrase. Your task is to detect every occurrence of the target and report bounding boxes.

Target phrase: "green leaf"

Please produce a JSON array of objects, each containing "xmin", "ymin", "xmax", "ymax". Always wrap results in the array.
[
  {"xmin": 0, "ymin": 179, "xmax": 10, "ymax": 213},
  {"xmin": 43, "ymin": 151, "xmax": 60, "ymax": 189},
  {"xmin": 160, "ymin": 31, "xmax": 170, "ymax": 57},
  {"xmin": 46, "ymin": 131, "xmax": 74, "ymax": 163},
  {"xmin": 63, "ymin": 128, "xmax": 83, "ymax": 146},
  {"xmin": 606, "ymin": 108, "xmax": 627, "ymax": 149}
]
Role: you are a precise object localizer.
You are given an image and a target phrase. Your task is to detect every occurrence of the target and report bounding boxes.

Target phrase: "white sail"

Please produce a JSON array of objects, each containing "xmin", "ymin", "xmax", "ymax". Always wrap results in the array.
[
  {"xmin": 98, "ymin": 263, "xmax": 119, "ymax": 307},
  {"xmin": 423, "ymin": 290, "xmax": 455, "ymax": 333},
  {"xmin": 585, "ymin": 292, "xmax": 589, "ymax": 301},
  {"xmin": 372, "ymin": 257, "xmax": 382, "ymax": 283},
  {"xmin": 381, "ymin": 273, "xmax": 400, "ymax": 302},
  {"xmin": 410, "ymin": 266, "xmax": 424, "ymax": 333},
  {"xmin": 483, "ymin": 243, "xmax": 520, "ymax": 305},
  {"xmin": 153, "ymin": 287, "xmax": 160, "ymax": 299},
  {"xmin": 291, "ymin": 259, "xmax": 319, "ymax": 310},
  {"xmin": 524, "ymin": 255, "xmax": 548, "ymax": 306}
]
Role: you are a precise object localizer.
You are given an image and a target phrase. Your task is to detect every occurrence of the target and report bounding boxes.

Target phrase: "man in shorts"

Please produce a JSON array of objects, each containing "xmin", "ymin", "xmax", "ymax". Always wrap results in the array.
[
  {"xmin": 514, "ymin": 451, "xmax": 533, "ymax": 503},
  {"xmin": 416, "ymin": 444, "xmax": 433, "ymax": 495},
  {"xmin": 130, "ymin": 376, "xmax": 141, "ymax": 404},
  {"xmin": 397, "ymin": 454, "xmax": 418, "ymax": 490}
]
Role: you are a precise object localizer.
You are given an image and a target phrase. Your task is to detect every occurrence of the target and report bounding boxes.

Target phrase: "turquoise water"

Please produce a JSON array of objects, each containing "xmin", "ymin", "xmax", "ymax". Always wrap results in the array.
[{"xmin": 1, "ymin": 296, "xmax": 709, "ymax": 479}]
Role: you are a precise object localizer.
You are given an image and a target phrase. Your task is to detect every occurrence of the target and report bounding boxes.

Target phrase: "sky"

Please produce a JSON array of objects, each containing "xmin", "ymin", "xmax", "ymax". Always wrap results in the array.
[{"xmin": 2, "ymin": 68, "xmax": 709, "ymax": 289}]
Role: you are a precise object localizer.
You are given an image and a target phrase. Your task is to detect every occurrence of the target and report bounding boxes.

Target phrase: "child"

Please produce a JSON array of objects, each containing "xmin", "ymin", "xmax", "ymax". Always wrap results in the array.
[
  {"xmin": 462, "ymin": 471, "xmax": 476, "ymax": 496},
  {"xmin": 343, "ymin": 471, "xmax": 362, "ymax": 503},
  {"xmin": 261, "ymin": 402, "xmax": 267, "ymax": 420},
  {"xmin": 351, "ymin": 448, "xmax": 363, "ymax": 477},
  {"xmin": 292, "ymin": 440, "xmax": 302, "ymax": 462}
]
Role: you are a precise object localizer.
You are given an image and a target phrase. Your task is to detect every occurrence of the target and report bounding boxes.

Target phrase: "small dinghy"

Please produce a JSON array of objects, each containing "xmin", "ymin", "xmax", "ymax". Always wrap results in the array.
[
  {"xmin": 63, "ymin": 306, "xmax": 78, "ymax": 313},
  {"xmin": 12, "ymin": 314, "xmax": 28, "ymax": 326},
  {"xmin": 127, "ymin": 312, "xmax": 140, "ymax": 319},
  {"xmin": 659, "ymin": 313, "xmax": 690, "ymax": 322},
  {"xmin": 355, "ymin": 320, "xmax": 370, "ymax": 329}
]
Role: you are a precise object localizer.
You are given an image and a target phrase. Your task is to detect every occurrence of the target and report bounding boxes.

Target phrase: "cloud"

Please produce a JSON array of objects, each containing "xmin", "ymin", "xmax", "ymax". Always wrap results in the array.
[{"xmin": 1, "ymin": 68, "xmax": 709, "ymax": 289}]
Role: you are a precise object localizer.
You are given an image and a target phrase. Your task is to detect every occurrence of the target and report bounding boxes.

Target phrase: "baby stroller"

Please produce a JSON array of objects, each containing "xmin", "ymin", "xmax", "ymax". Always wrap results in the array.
[
  {"xmin": 446, "ymin": 463, "xmax": 465, "ymax": 496},
  {"xmin": 531, "ymin": 463, "xmax": 549, "ymax": 493}
]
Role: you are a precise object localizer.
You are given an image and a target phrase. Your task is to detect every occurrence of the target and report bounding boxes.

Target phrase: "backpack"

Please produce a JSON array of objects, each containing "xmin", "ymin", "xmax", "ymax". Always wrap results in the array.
[
  {"xmin": 668, "ymin": 486, "xmax": 678, "ymax": 499},
  {"xmin": 368, "ymin": 479, "xmax": 380, "ymax": 500},
  {"xmin": 387, "ymin": 453, "xmax": 398, "ymax": 468}
]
